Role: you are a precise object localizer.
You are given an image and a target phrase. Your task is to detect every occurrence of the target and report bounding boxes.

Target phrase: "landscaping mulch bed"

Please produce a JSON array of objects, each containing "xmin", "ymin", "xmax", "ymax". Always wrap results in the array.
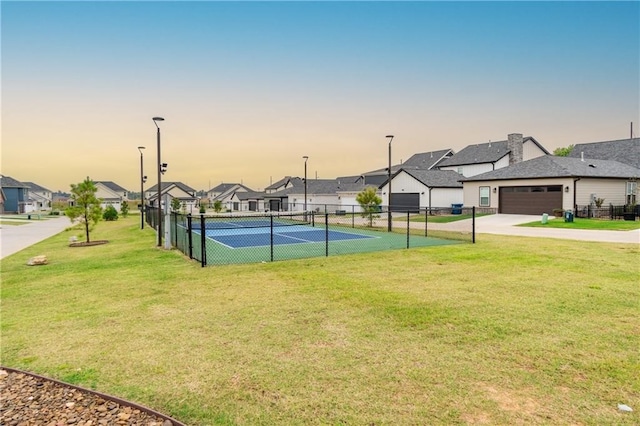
[{"xmin": 0, "ymin": 368, "xmax": 184, "ymax": 426}]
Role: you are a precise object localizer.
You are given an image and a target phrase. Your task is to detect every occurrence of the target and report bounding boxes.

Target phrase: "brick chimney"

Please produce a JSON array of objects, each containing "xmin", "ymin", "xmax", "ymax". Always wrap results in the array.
[{"xmin": 507, "ymin": 133, "xmax": 524, "ymax": 165}]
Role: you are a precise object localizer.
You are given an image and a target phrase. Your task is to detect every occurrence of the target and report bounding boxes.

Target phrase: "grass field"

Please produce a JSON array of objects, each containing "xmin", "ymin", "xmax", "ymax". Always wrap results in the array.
[
  {"xmin": 406, "ymin": 213, "xmax": 491, "ymax": 223},
  {"xmin": 1, "ymin": 216, "xmax": 638, "ymax": 425},
  {"xmin": 520, "ymin": 217, "xmax": 640, "ymax": 230}
]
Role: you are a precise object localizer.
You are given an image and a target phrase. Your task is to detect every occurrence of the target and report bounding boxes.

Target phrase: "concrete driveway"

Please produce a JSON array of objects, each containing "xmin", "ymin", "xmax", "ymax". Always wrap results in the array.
[{"xmin": 471, "ymin": 214, "xmax": 640, "ymax": 244}]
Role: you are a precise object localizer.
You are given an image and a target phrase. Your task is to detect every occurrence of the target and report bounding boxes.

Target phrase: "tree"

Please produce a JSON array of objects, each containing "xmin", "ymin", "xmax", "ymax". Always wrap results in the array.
[
  {"xmin": 120, "ymin": 200, "xmax": 129, "ymax": 217},
  {"xmin": 171, "ymin": 197, "xmax": 182, "ymax": 213},
  {"xmin": 103, "ymin": 205, "xmax": 118, "ymax": 221},
  {"xmin": 213, "ymin": 200, "xmax": 223, "ymax": 213},
  {"xmin": 553, "ymin": 145, "xmax": 574, "ymax": 157},
  {"xmin": 65, "ymin": 177, "xmax": 103, "ymax": 243},
  {"xmin": 356, "ymin": 187, "xmax": 382, "ymax": 227}
]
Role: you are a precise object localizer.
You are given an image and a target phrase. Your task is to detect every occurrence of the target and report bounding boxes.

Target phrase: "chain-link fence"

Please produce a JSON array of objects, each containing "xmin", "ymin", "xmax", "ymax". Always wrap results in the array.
[{"xmin": 144, "ymin": 207, "xmax": 481, "ymax": 266}]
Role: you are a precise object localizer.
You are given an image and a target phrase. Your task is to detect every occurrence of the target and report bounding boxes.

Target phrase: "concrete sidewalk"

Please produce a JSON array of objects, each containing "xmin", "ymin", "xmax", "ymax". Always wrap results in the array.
[
  {"xmin": 0, "ymin": 217, "xmax": 73, "ymax": 259},
  {"xmin": 433, "ymin": 214, "xmax": 640, "ymax": 244}
]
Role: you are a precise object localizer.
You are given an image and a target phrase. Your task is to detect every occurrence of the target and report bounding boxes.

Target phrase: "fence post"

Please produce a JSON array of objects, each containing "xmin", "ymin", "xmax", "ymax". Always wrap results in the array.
[
  {"xmin": 325, "ymin": 213, "xmax": 329, "ymax": 257},
  {"xmin": 187, "ymin": 214, "xmax": 193, "ymax": 260},
  {"xmin": 472, "ymin": 206, "xmax": 476, "ymax": 244},
  {"xmin": 352, "ymin": 205, "xmax": 355, "ymax": 228},
  {"xmin": 425, "ymin": 208, "xmax": 428, "ymax": 237},
  {"xmin": 406, "ymin": 211, "xmax": 410, "ymax": 248},
  {"xmin": 270, "ymin": 214, "xmax": 274, "ymax": 262},
  {"xmin": 200, "ymin": 214, "xmax": 206, "ymax": 267},
  {"xmin": 173, "ymin": 212, "xmax": 177, "ymax": 246}
]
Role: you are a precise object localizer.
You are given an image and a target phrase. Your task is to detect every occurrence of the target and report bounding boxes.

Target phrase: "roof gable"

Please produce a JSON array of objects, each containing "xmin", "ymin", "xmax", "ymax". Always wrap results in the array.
[
  {"xmin": 24, "ymin": 182, "xmax": 52, "ymax": 193},
  {"xmin": 399, "ymin": 170, "xmax": 463, "ymax": 188},
  {"xmin": 95, "ymin": 181, "xmax": 128, "ymax": 193},
  {"xmin": 437, "ymin": 140, "xmax": 510, "ymax": 167},
  {"xmin": 402, "ymin": 149, "xmax": 454, "ymax": 170},
  {"xmin": 0, "ymin": 175, "xmax": 29, "ymax": 188}
]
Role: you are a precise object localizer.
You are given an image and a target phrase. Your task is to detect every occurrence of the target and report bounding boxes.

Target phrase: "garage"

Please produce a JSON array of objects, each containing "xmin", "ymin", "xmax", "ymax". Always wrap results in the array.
[
  {"xmin": 499, "ymin": 185, "xmax": 562, "ymax": 214},
  {"xmin": 390, "ymin": 193, "xmax": 420, "ymax": 213}
]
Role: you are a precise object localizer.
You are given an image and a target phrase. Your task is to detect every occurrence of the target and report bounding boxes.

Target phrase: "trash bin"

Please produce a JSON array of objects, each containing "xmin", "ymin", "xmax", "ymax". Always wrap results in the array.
[
  {"xmin": 564, "ymin": 210, "xmax": 574, "ymax": 223},
  {"xmin": 27, "ymin": 214, "xmax": 31, "ymax": 220},
  {"xmin": 451, "ymin": 204, "xmax": 463, "ymax": 215},
  {"xmin": 541, "ymin": 213, "xmax": 548, "ymax": 224}
]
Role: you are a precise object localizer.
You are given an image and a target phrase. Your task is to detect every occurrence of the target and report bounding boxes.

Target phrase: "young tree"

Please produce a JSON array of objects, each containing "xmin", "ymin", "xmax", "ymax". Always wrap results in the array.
[
  {"xmin": 171, "ymin": 197, "xmax": 182, "ymax": 213},
  {"xmin": 356, "ymin": 186, "xmax": 382, "ymax": 227},
  {"xmin": 65, "ymin": 177, "xmax": 103, "ymax": 243},
  {"xmin": 213, "ymin": 200, "xmax": 223, "ymax": 213},
  {"xmin": 120, "ymin": 200, "xmax": 129, "ymax": 217},
  {"xmin": 553, "ymin": 144, "xmax": 574, "ymax": 157}
]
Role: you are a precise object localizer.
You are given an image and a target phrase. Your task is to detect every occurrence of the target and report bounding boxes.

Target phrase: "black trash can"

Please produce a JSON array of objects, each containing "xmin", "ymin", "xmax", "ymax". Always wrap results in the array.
[{"xmin": 451, "ymin": 204, "xmax": 463, "ymax": 215}]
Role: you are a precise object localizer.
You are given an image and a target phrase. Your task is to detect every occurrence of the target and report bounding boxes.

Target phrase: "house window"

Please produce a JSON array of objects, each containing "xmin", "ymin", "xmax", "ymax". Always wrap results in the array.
[
  {"xmin": 457, "ymin": 167, "xmax": 464, "ymax": 175},
  {"xmin": 479, "ymin": 186, "xmax": 490, "ymax": 207},
  {"xmin": 627, "ymin": 181, "xmax": 637, "ymax": 205}
]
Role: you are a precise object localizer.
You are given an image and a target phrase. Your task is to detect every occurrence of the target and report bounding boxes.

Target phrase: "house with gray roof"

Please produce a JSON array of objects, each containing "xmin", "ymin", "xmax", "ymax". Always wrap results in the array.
[
  {"xmin": 460, "ymin": 155, "xmax": 640, "ymax": 215},
  {"xmin": 567, "ymin": 137, "xmax": 639, "ymax": 168},
  {"xmin": 379, "ymin": 169, "xmax": 464, "ymax": 212},
  {"xmin": 0, "ymin": 175, "xmax": 30, "ymax": 213},
  {"xmin": 263, "ymin": 179, "xmax": 373, "ymax": 213},
  {"xmin": 438, "ymin": 133, "xmax": 549, "ymax": 177},
  {"xmin": 358, "ymin": 149, "xmax": 455, "ymax": 186},
  {"xmin": 24, "ymin": 182, "xmax": 53, "ymax": 211},
  {"xmin": 146, "ymin": 181, "xmax": 199, "ymax": 212},
  {"xmin": 94, "ymin": 181, "xmax": 130, "ymax": 211},
  {"xmin": 206, "ymin": 183, "xmax": 253, "ymax": 211},
  {"xmin": 229, "ymin": 191, "xmax": 266, "ymax": 212}
]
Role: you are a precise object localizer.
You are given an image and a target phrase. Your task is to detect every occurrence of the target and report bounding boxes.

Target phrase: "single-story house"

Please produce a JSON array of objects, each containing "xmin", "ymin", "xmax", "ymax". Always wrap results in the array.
[
  {"xmin": 437, "ymin": 133, "xmax": 549, "ymax": 177},
  {"xmin": 229, "ymin": 191, "xmax": 266, "ymax": 212},
  {"xmin": 95, "ymin": 181, "xmax": 129, "ymax": 211},
  {"xmin": 460, "ymin": 155, "xmax": 640, "ymax": 215},
  {"xmin": 146, "ymin": 181, "xmax": 199, "ymax": 212},
  {"xmin": 207, "ymin": 183, "xmax": 253, "ymax": 211},
  {"xmin": 379, "ymin": 169, "xmax": 464, "ymax": 212}
]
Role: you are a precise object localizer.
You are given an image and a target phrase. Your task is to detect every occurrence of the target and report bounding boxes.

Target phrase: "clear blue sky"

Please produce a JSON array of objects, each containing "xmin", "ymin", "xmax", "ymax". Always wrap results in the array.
[{"xmin": 2, "ymin": 1, "xmax": 639, "ymax": 192}]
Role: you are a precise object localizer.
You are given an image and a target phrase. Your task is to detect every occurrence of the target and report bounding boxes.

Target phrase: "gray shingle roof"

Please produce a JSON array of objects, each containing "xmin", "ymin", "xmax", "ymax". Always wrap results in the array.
[
  {"xmin": 265, "ymin": 176, "xmax": 304, "ymax": 190},
  {"xmin": 210, "ymin": 183, "xmax": 252, "ymax": 193},
  {"xmin": 461, "ymin": 155, "xmax": 640, "ymax": 182},
  {"xmin": 96, "ymin": 181, "xmax": 128, "ymax": 193},
  {"xmin": 400, "ymin": 170, "xmax": 463, "ymax": 188},
  {"xmin": 0, "ymin": 175, "xmax": 29, "ymax": 188},
  {"xmin": 146, "ymin": 181, "xmax": 196, "ymax": 193},
  {"xmin": 568, "ymin": 138, "xmax": 639, "ymax": 168},
  {"xmin": 24, "ymin": 182, "xmax": 52, "ymax": 192},
  {"xmin": 266, "ymin": 179, "xmax": 369, "ymax": 197},
  {"xmin": 437, "ymin": 137, "xmax": 547, "ymax": 167},
  {"xmin": 402, "ymin": 149, "xmax": 454, "ymax": 169},
  {"xmin": 235, "ymin": 191, "xmax": 266, "ymax": 201}
]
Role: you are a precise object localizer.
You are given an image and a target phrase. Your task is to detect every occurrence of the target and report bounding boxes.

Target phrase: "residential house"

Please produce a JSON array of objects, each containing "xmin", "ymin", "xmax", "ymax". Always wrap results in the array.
[
  {"xmin": 437, "ymin": 134, "xmax": 549, "ymax": 177},
  {"xmin": 0, "ymin": 175, "xmax": 30, "ymax": 213},
  {"xmin": 207, "ymin": 183, "xmax": 253, "ymax": 211},
  {"xmin": 460, "ymin": 155, "xmax": 640, "ymax": 215},
  {"xmin": 95, "ymin": 181, "xmax": 129, "ymax": 211},
  {"xmin": 265, "ymin": 176, "xmax": 303, "ymax": 194},
  {"xmin": 229, "ymin": 191, "xmax": 266, "ymax": 212},
  {"xmin": 379, "ymin": 170, "xmax": 464, "ymax": 212},
  {"xmin": 25, "ymin": 182, "xmax": 53, "ymax": 211},
  {"xmin": 356, "ymin": 149, "xmax": 453, "ymax": 186},
  {"xmin": 265, "ymin": 179, "xmax": 372, "ymax": 213},
  {"xmin": 146, "ymin": 181, "xmax": 199, "ymax": 213}
]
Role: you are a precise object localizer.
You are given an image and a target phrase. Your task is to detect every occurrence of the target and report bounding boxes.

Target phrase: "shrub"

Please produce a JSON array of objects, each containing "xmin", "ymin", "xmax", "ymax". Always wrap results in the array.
[{"xmin": 103, "ymin": 205, "xmax": 119, "ymax": 221}]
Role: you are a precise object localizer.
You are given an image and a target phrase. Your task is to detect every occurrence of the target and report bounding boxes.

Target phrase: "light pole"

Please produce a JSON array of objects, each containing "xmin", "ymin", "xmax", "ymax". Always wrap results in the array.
[
  {"xmin": 153, "ymin": 117, "xmax": 165, "ymax": 247},
  {"xmin": 137, "ymin": 146, "xmax": 147, "ymax": 230},
  {"xmin": 303, "ymin": 156, "xmax": 309, "ymax": 215},
  {"xmin": 386, "ymin": 135, "xmax": 394, "ymax": 232}
]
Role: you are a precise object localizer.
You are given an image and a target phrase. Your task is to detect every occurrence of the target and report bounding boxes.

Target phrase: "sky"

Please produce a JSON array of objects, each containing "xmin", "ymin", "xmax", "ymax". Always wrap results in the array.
[{"xmin": 1, "ymin": 1, "xmax": 639, "ymax": 193}]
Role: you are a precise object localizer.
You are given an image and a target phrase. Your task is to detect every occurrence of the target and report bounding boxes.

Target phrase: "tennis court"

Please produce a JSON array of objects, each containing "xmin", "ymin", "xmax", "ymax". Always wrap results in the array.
[{"xmin": 174, "ymin": 212, "xmax": 464, "ymax": 266}]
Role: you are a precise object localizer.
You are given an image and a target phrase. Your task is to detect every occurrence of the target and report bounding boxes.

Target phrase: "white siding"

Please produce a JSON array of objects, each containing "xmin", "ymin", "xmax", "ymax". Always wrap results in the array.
[
  {"xmin": 428, "ymin": 188, "xmax": 464, "ymax": 208},
  {"xmin": 381, "ymin": 171, "xmax": 462, "ymax": 208},
  {"xmin": 439, "ymin": 163, "xmax": 497, "ymax": 177}
]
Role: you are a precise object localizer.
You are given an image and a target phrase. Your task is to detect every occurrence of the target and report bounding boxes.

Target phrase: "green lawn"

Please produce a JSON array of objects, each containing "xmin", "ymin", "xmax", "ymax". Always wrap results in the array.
[
  {"xmin": 519, "ymin": 217, "xmax": 640, "ymax": 230},
  {"xmin": 1, "ymin": 216, "xmax": 638, "ymax": 425}
]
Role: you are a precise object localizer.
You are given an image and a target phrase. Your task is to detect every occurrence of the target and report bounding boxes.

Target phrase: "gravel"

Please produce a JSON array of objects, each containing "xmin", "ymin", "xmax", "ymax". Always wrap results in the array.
[{"xmin": 0, "ymin": 369, "xmax": 182, "ymax": 426}]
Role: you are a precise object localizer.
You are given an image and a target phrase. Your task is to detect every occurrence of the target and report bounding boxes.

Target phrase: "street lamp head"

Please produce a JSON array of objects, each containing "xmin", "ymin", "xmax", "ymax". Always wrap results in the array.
[
  {"xmin": 303, "ymin": 156, "xmax": 309, "ymax": 161},
  {"xmin": 138, "ymin": 146, "xmax": 145, "ymax": 154},
  {"xmin": 152, "ymin": 117, "xmax": 165, "ymax": 129},
  {"xmin": 386, "ymin": 135, "xmax": 394, "ymax": 142}
]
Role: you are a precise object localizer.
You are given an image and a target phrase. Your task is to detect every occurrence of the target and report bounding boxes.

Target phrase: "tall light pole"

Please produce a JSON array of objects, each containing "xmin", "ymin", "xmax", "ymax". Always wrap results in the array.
[
  {"xmin": 303, "ymin": 156, "xmax": 309, "ymax": 215},
  {"xmin": 137, "ymin": 146, "xmax": 146, "ymax": 230},
  {"xmin": 153, "ymin": 117, "xmax": 165, "ymax": 247},
  {"xmin": 386, "ymin": 135, "xmax": 394, "ymax": 232}
]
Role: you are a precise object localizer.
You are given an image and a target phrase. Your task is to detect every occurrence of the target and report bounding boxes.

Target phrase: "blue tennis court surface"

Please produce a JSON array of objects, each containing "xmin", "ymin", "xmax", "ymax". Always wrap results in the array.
[{"xmin": 198, "ymin": 225, "xmax": 376, "ymax": 248}]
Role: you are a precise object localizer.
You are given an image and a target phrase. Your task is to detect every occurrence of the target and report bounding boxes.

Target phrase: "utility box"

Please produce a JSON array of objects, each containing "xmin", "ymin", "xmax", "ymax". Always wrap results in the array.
[{"xmin": 542, "ymin": 213, "xmax": 548, "ymax": 224}]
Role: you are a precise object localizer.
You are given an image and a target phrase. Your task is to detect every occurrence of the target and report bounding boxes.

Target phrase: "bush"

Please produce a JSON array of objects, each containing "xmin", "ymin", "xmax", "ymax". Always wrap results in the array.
[{"xmin": 103, "ymin": 205, "xmax": 119, "ymax": 221}]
